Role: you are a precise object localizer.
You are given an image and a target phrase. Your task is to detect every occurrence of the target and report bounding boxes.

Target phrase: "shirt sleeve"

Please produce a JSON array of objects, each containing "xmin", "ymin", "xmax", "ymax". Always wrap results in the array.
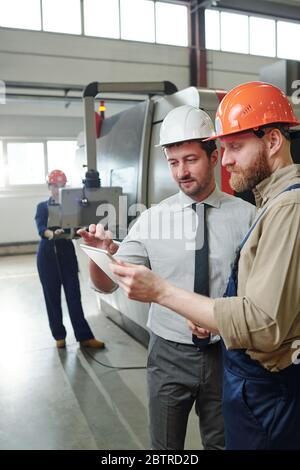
[
  {"xmin": 214, "ymin": 200, "xmax": 300, "ymax": 352},
  {"xmin": 34, "ymin": 202, "xmax": 48, "ymax": 238},
  {"xmin": 115, "ymin": 213, "xmax": 150, "ymax": 268}
]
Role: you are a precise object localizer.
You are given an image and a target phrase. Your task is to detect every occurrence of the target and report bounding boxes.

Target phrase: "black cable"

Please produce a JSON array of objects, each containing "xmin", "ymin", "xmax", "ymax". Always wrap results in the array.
[{"xmin": 82, "ymin": 348, "xmax": 146, "ymax": 370}]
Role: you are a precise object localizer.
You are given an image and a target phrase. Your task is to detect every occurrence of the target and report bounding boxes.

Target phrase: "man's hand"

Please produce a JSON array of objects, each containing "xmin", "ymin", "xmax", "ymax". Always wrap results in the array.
[
  {"xmin": 187, "ymin": 320, "xmax": 210, "ymax": 339},
  {"xmin": 44, "ymin": 229, "xmax": 54, "ymax": 240},
  {"xmin": 110, "ymin": 262, "xmax": 218, "ymax": 334},
  {"xmin": 54, "ymin": 228, "xmax": 65, "ymax": 237},
  {"xmin": 77, "ymin": 224, "xmax": 119, "ymax": 255},
  {"xmin": 110, "ymin": 261, "xmax": 167, "ymax": 303},
  {"xmin": 44, "ymin": 228, "xmax": 65, "ymax": 240}
]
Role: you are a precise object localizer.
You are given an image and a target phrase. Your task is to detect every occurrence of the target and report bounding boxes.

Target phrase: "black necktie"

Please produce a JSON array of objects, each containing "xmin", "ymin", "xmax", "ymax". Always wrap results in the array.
[{"xmin": 192, "ymin": 203, "xmax": 210, "ymax": 350}]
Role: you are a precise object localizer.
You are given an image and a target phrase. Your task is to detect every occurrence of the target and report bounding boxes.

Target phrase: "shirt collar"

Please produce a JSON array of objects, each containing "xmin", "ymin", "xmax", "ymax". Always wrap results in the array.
[
  {"xmin": 253, "ymin": 164, "xmax": 300, "ymax": 208},
  {"xmin": 178, "ymin": 185, "xmax": 222, "ymax": 210}
]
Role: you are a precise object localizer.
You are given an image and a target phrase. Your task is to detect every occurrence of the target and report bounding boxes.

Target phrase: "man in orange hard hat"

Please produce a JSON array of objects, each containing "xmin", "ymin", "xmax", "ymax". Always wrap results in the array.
[
  {"xmin": 35, "ymin": 169, "xmax": 105, "ymax": 350},
  {"xmin": 110, "ymin": 82, "xmax": 300, "ymax": 449}
]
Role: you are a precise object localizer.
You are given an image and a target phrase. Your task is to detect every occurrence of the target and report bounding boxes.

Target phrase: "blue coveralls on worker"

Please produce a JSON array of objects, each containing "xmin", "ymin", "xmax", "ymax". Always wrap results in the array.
[
  {"xmin": 35, "ymin": 169, "xmax": 104, "ymax": 350},
  {"xmin": 222, "ymin": 183, "xmax": 300, "ymax": 450}
]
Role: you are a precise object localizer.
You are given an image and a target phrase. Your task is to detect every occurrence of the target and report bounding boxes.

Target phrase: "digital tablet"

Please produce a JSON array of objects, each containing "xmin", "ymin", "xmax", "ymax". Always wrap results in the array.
[{"xmin": 80, "ymin": 244, "xmax": 119, "ymax": 284}]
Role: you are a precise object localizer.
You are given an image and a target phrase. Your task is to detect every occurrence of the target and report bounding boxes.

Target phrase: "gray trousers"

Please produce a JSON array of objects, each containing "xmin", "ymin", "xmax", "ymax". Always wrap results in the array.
[{"xmin": 147, "ymin": 333, "xmax": 224, "ymax": 450}]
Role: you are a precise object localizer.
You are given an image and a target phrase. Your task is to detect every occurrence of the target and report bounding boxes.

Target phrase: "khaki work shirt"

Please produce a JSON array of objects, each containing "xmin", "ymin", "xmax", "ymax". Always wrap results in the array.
[{"xmin": 214, "ymin": 164, "xmax": 300, "ymax": 372}]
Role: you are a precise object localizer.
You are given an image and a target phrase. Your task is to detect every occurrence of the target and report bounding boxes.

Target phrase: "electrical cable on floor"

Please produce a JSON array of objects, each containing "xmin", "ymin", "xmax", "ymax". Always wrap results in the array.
[{"xmin": 82, "ymin": 347, "xmax": 147, "ymax": 370}]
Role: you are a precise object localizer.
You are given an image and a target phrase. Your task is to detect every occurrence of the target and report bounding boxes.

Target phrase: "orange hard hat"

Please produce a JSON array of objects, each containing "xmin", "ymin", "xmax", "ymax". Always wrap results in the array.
[
  {"xmin": 47, "ymin": 169, "xmax": 67, "ymax": 186},
  {"xmin": 207, "ymin": 81, "xmax": 300, "ymax": 140}
]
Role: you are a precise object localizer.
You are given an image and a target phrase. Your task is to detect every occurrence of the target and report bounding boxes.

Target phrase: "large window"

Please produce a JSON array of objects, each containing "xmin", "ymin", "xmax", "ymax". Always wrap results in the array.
[
  {"xmin": 42, "ymin": 0, "xmax": 82, "ymax": 35},
  {"xmin": 3, "ymin": 1, "xmax": 300, "ymax": 60},
  {"xmin": 250, "ymin": 16, "xmax": 276, "ymax": 57},
  {"xmin": 277, "ymin": 21, "xmax": 300, "ymax": 61},
  {"xmin": 0, "ymin": 0, "xmax": 41, "ymax": 30},
  {"xmin": 7, "ymin": 142, "xmax": 45, "ymax": 185},
  {"xmin": 47, "ymin": 141, "xmax": 78, "ymax": 184},
  {"xmin": 0, "ymin": 139, "xmax": 77, "ymax": 188},
  {"xmin": 84, "ymin": 0, "xmax": 120, "ymax": 39},
  {"xmin": 221, "ymin": 12, "xmax": 249, "ymax": 54},
  {"xmin": 0, "ymin": 0, "xmax": 189, "ymax": 47},
  {"xmin": 120, "ymin": 0, "xmax": 155, "ymax": 43},
  {"xmin": 205, "ymin": 9, "xmax": 220, "ymax": 51},
  {"xmin": 205, "ymin": 8, "xmax": 300, "ymax": 61},
  {"xmin": 155, "ymin": 2, "xmax": 188, "ymax": 47}
]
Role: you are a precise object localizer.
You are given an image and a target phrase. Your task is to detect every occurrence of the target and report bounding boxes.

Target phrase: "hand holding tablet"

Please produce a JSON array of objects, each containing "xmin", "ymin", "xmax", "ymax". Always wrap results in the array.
[{"xmin": 80, "ymin": 244, "xmax": 119, "ymax": 284}]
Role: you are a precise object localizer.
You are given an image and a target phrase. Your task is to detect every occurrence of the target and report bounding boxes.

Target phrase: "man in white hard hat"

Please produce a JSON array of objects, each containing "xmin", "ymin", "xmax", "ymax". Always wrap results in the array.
[{"xmin": 78, "ymin": 105, "xmax": 256, "ymax": 450}]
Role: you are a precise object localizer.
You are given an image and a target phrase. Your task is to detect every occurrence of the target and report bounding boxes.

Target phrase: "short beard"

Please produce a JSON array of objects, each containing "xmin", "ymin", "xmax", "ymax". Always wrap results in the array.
[{"xmin": 229, "ymin": 149, "xmax": 271, "ymax": 193}]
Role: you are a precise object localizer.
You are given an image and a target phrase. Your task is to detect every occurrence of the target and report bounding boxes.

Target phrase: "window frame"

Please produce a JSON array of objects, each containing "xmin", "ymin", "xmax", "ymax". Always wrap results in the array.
[
  {"xmin": 0, "ymin": 137, "xmax": 78, "ymax": 191},
  {"xmin": 0, "ymin": 0, "xmax": 190, "ymax": 47},
  {"xmin": 204, "ymin": 7, "xmax": 300, "ymax": 61}
]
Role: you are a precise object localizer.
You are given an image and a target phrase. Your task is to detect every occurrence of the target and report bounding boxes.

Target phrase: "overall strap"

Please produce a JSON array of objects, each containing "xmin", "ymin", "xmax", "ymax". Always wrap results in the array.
[
  {"xmin": 224, "ymin": 182, "xmax": 300, "ymax": 298},
  {"xmin": 239, "ymin": 183, "xmax": 300, "ymax": 251}
]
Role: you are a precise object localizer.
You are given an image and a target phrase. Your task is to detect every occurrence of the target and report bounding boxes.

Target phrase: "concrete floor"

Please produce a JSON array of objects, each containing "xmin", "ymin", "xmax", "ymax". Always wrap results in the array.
[{"xmin": 0, "ymin": 254, "xmax": 202, "ymax": 450}]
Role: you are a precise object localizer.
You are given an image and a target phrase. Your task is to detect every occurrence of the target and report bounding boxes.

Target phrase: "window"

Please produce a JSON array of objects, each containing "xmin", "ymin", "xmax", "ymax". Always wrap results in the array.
[
  {"xmin": 7, "ymin": 142, "xmax": 45, "ymax": 185},
  {"xmin": 84, "ymin": 0, "xmax": 120, "ymax": 38},
  {"xmin": 205, "ymin": 9, "xmax": 220, "ymax": 50},
  {"xmin": 205, "ymin": 7, "xmax": 300, "ymax": 61},
  {"xmin": 1, "ymin": 140, "xmax": 78, "ymax": 187},
  {"xmin": 277, "ymin": 21, "xmax": 300, "ymax": 61},
  {"xmin": 250, "ymin": 16, "xmax": 276, "ymax": 57},
  {"xmin": 120, "ymin": 0, "xmax": 155, "ymax": 43},
  {"xmin": 0, "ymin": 141, "xmax": 5, "ymax": 187},
  {"xmin": 221, "ymin": 12, "xmax": 249, "ymax": 54},
  {"xmin": 0, "ymin": 0, "xmax": 188, "ymax": 46},
  {"xmin": 47, "ymin": 141, "xmax": 78, "ymax": 185},
  {"xmin": 42, "ymin": 0, "xmax": 81, "ymax": 35},
  {"xmin": 155, "ymin": 2, "xmax": 188, "ymax": 46},
  {"xmin": 0, "ymin": 0, "xmax": 41, "ymax": 30}
]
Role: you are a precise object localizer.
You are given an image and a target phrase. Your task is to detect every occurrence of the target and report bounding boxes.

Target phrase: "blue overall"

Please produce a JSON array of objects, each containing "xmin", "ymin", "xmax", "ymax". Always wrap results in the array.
[
  {"xmin": 35, "ymin": 200, "xmax": 94, "ymax": 342},
  {"xmin": 222, "ymin": 184, "xmax": 300, "ymax": 450}
]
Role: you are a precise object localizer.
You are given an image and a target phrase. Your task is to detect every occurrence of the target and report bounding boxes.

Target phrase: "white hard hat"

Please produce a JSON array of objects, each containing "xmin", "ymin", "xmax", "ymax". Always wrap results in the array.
[{"xmin": 157, "ymin": 105, "xmax": 215, "ymax": 147}]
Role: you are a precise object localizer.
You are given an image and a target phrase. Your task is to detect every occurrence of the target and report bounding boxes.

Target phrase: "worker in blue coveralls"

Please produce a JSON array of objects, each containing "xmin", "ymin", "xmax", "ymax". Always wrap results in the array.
[{"xmin": 35, "ymin": 169, "xmax": 105, "ymax": 349}]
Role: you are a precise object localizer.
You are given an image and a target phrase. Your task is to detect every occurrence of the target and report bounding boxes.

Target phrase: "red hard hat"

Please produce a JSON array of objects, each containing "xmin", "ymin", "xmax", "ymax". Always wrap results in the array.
[
  {"xmin": 206, "ymin": 81, "xmax": 300, "ymax": 140},
  {"xmin": 47, "ymin": 169, "xmax": 67, "ymax": 186}
]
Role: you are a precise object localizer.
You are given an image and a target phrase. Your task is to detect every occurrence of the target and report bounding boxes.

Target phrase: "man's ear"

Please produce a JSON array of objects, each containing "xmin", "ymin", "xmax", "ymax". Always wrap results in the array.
[
  {"xmin": 268, "ymin": 128, "xmax": 283, "ymax": 156},
  {"xmin": 210, "ymin": 149, "xmax": 219, "ymax": 167}
]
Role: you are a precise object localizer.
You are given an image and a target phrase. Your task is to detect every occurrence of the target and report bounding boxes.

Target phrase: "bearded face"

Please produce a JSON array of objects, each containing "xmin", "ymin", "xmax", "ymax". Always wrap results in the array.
[
  {"xmin": 221, "ymin": 134, "xmax": 272, "ymax": 192},
  {"xmin": 228, "ymin": 147, "xmax": 272, "ymax": 192}
]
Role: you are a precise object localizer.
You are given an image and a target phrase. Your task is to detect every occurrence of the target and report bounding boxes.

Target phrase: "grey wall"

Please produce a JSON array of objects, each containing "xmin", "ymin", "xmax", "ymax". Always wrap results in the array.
[
  {"xmin": 0, "ymin": 28, "xmax": 190, "ymax": 88},
  {"xmin": 207, "ymin": 50, "xmax": 276, "ymax": 90}
]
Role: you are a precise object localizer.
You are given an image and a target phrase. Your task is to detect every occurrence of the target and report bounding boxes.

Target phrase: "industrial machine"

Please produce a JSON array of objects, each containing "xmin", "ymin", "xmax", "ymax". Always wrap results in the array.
[{"xmin": 51, "ymin": 81, "xmax": 300, "ymax": 345}]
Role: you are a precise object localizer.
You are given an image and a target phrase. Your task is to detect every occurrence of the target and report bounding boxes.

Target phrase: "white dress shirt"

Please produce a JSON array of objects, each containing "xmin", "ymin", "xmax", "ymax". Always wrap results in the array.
[{"xmin": 116, "ymin": 186, "xmax": 256, "ymax": 344}]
